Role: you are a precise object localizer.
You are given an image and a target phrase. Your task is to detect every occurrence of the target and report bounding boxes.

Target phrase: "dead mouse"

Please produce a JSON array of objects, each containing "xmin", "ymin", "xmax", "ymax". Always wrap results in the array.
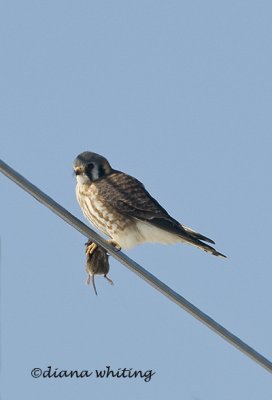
[{"xmin": 85, "ymin": 240, "xmax": 114, "ymax": 295}]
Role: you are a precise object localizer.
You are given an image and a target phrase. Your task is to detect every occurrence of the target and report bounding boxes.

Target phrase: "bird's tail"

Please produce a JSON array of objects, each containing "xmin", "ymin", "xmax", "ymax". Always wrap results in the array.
[{"xmin": 180, "ymin": 225, "xmax": 226, "ymax": 258}]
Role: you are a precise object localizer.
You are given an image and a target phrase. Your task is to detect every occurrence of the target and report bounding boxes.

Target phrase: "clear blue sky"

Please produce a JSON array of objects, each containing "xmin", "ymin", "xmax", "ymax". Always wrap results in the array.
[{"xmin": 1, "ymin": 1, "xmax": 272, "ymax": 399}]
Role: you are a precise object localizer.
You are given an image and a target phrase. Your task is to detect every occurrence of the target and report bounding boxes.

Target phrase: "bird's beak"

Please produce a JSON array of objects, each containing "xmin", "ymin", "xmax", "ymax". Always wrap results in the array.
[{"xmin": 74, "ymin": 167, "xmax": 82, "ymax": 176}]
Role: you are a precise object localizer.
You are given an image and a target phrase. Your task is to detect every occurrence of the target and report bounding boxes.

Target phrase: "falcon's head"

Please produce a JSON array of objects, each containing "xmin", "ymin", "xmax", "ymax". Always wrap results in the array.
[{"xmin": 73, "ymin": 151, "xmax": 113, "ymax": 184}]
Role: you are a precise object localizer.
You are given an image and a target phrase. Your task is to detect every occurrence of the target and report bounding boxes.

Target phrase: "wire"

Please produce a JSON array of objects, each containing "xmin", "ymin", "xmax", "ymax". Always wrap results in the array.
[{"xmin": 1, "ymin": 159, "xmax": 271, "ymax": 374}]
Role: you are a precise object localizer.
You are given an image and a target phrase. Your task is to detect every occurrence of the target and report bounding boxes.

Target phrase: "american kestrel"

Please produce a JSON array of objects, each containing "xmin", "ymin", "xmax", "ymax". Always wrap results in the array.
[{"xmin": 74, "ymin": 151, "xmax": 226, "ymax": 258}]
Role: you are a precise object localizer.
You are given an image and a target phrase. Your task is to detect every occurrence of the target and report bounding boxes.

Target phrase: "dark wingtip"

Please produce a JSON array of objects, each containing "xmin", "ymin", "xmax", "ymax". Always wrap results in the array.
[{"xmin": 182, "ymin": 226, "xmax": 216, "ymax": 244}]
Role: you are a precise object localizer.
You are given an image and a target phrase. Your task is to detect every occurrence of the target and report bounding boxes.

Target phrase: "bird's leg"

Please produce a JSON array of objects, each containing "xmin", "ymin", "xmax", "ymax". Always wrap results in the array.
[
  {"xmin": 104, "ymin": 274, "xmax": 114, "ymax": 286},
  {"xmin": 107, "ymin": 239, "xmax": 121, "ymax": 251}
]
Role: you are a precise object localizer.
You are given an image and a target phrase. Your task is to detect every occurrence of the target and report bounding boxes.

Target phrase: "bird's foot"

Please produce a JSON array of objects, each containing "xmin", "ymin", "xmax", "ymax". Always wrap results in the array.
[
  {"xmin": 107, "ymin": 239, "xmax": 121, "ymax": 252},
  {"xmin": 85, "ymin": 241, "xmax": 98, "ymax": 256}
]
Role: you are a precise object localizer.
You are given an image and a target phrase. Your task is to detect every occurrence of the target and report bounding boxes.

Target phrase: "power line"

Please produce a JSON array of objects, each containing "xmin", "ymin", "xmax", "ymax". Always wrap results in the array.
[{"xmin": 1, "ymin": 159, "xmax": 271, "ymax": 374}]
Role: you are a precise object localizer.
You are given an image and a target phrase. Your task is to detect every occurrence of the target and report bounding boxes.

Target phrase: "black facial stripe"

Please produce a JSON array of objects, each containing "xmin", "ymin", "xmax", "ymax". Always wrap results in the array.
[
  {"xmin": 84, "ymin": 163, "xmax": 94, "ymax": 179},
  {"xmin": 84, "ymin": 162, "xmax": 108, "ymax": 181},
  {"xmin": 86, "ymin": 163, "xmax": 94, "ymax": 173},
  {"xmin": 98, "ymin": 164, "xmax": 105, "ymax": 177}
]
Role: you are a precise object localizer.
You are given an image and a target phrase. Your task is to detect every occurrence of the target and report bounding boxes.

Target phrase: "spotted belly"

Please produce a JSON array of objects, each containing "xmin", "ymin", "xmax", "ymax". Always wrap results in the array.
[{"xmin": 76, "ymin": 183, "xmax": 131, "ymax": 238}]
